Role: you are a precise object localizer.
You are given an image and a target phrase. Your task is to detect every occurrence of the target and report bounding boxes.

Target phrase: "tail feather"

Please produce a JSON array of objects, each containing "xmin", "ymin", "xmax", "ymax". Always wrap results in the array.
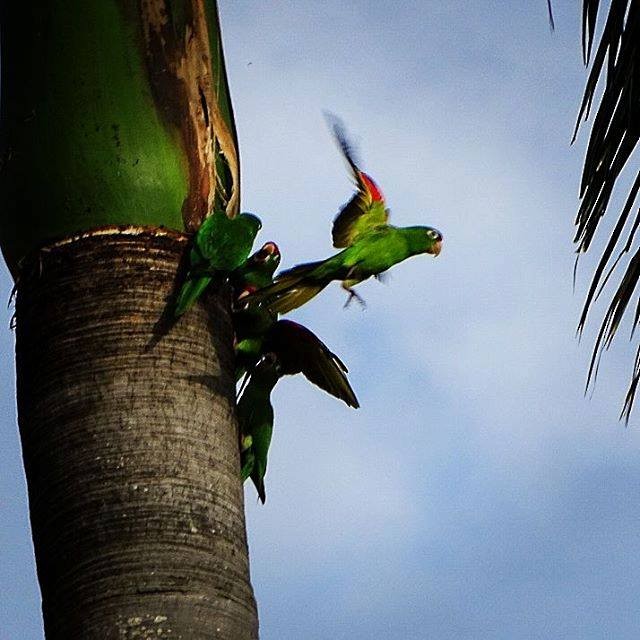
[
  {"xmin": 245, "ymin": 260, "xmax": 327, "ymax": 314},
  {"xmin": 174, "ymin": 275, "xmax": 212, "ymax": 317},
  {"xmin": 271, "ymin": 260, "xmax": 324, "ymax": 288},
  {"xmin": 251, "ymin": 472, "xmax": 266, "ymax": 504},
  {"xmin": 267, "ymin": 284, "xmax": 326, "ymax": 315}
]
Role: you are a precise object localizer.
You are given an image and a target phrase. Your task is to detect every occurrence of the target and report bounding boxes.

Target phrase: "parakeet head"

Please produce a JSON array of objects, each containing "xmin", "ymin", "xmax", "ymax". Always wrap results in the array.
[
  {"xmin": 239, "ymin": 212, "xmax": 263, "ymax": 236},
  {"xmin": 256, "ymin": 351, "xmax": 282, "ymax": 380},
  {"xmin": 253, "ymin": 242, "xmax": 281, "ymax": 270},
  {"xmin": 423, "ymin": 227, "xmax": 443, "ymax": 256},
  {"xmin": 237, "ymin": 284, "xmax": 258, "ymax": 301}
]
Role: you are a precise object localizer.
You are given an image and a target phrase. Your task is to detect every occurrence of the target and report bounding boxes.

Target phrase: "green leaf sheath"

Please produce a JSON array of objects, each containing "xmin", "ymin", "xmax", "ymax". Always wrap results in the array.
[{"xmin": 0, "ymin": 1, "xmax": 239, "ymax": 275}]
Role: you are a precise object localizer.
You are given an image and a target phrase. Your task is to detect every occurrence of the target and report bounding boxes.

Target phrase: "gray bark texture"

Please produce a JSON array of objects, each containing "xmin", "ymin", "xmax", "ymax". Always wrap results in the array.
[{"xmin": 14, "ymin": 227, "xmax": 258, "ymax": 640}]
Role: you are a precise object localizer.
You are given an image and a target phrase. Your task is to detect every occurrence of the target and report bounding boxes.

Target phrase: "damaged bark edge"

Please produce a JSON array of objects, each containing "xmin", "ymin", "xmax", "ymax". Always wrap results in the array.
[{"xmin": 139, "ymin": 0, "xmax": 240, "ymax": 229}]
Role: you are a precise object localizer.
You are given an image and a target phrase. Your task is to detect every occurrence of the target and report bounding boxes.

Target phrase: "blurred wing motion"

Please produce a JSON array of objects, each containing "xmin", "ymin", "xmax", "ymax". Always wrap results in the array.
[{"xmin": 325, "ymin": 112, "xmax": 390, "ymax": 248}]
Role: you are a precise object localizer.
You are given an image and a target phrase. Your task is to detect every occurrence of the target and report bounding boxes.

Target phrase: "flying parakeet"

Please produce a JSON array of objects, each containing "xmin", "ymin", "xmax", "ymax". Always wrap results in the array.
[
  {"xmin": 174, "ymin": 210, "xmax": 262, "ymax": 317},
  {"xmin": 243, "ymin": 117, "xmax": 442, "ymax": 314},
  {"xmin": 237, "ymin": 354, "xmax": 280, "ymax": 503}
]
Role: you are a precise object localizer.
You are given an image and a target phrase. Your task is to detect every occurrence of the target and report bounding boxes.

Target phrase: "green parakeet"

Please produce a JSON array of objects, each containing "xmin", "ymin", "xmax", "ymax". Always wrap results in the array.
[
  {"xmin": 232, "ymin": 245, "xmax": 359, "ymax": 408},
  {"xmin": 231, "ymin": 241, "xmax": 281, "ymax": 294},
  {"xmin": 244, "ymin": 118, "xmax": 442, "ymax": 314},
  {"xmin": 238, "ymin": 354, "xmax": 280, "ymax": 503},
  {"xmin": 174, "ymin": 210, "xmax": 262, "ymax": 317},
  {"xmin": 232, "ymin": 242, "xmax": 281, "ymax": 378},
  {"xmin": 263, "ymin": 319, "xmax": 359, "ymax": 408}
]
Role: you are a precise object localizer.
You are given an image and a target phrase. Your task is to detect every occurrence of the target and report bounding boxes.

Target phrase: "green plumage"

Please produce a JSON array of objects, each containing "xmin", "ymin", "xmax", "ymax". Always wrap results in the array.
[
  {"xmin": 232, "ymin": 242, "xmax": 281, "ymax": 379},
  {"xmin": 232, "ymin": 245, "xmax": 359, "ymax": 408},
  {"xmin": 246, "ymin": 225, "xmax": 442, "ymax": 315},
  {"xmin": 174, "ymin": 211, "xmax": 262, "ymax": 317},
  {"xmin": 243, "ymin": 118, "xmax": 442, "ymax": 314},
  {"xmin": 238, "ymin": 357, "xmax": 280, "ymax": 503}
]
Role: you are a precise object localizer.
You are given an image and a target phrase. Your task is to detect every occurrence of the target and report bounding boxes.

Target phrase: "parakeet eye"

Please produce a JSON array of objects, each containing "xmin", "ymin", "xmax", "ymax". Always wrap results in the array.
[
  {"xmin": 261, "ymin": 352, "xmax": 280, "ymax": 372},
  {"xmin": 426, "ymin": 228, "xmax": 442, "ymax": 241}
]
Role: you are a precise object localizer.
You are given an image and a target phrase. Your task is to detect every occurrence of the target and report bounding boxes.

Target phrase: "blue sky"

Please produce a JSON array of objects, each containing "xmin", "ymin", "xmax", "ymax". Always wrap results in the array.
[{"xmin": 3, "ymin": 2, "xmax": 640, "ymax": 639}]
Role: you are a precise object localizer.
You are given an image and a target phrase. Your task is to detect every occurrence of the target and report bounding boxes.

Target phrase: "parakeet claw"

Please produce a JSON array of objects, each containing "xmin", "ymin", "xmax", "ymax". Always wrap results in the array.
[{"xmin": 343, "ymin": 288, "xmax": 366, "ymax": 309}]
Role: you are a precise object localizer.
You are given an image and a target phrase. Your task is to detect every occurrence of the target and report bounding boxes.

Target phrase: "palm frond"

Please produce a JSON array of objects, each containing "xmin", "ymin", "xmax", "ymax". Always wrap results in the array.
[{"xmin": 575, "ymin": 0, "xmax": 640, "ymax": 420}]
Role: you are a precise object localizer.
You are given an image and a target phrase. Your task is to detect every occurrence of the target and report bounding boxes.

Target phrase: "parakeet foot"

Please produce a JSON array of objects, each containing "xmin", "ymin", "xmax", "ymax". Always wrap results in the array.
[{"xmin": 343, "ymin": 286, "xmax": 366, "ymax": 309}]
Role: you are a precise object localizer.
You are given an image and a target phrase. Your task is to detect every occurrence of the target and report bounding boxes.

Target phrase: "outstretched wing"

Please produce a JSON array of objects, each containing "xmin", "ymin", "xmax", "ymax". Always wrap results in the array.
[
  {"xmin": 267, "ymin": 319, "xmax": 359, "ymax": 408},
  {"xmin": 326, "ymin": 113, "xmax": 389, "ymax": 248}
]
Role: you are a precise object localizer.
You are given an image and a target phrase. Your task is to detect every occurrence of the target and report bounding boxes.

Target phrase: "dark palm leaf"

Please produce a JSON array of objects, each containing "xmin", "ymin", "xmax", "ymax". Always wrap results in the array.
[{"xmin": 574, "ymin": 0, "xmax": 640, "ymax": 420}]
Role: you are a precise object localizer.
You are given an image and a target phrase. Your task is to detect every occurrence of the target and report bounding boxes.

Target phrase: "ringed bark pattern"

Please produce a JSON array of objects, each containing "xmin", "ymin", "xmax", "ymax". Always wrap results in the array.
[{"xmin": 15, "ymin": 229, "xmax": 258, "ymax": 639}]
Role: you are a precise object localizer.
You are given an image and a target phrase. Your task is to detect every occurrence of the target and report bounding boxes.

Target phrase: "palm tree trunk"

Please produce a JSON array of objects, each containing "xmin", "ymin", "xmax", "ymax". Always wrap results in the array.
[
  {"xmin": 2, "ymin": 1, "xmax": 259, "ymax": 635},
  {"xmin": 16, "ymin": 227, "xmax": 258, "ymax": 639}
]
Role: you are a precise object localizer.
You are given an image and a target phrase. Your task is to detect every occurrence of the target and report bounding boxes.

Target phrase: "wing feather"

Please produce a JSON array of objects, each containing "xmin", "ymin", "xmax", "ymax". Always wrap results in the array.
[
  {"xmin": 326, "ymin": 113, "xmax": 390, "ymax": 247},
  {"xmin": 267, "ymin": 320, "xmax": 359, "ymax": 408}
]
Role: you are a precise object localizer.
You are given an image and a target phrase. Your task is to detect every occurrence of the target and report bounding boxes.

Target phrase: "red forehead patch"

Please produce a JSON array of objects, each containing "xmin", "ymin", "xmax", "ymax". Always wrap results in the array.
[
  {"xmin": 262, "ymin": 241, "xmax": 280, "ymax": 256},
  {"xmin": 360, "ymin": 172, "xmax": 384, "ymax": 202}
]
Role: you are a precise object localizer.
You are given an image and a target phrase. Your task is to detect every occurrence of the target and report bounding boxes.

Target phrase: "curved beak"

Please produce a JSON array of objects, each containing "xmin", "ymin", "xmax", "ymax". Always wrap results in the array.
[
  {"xmin": 428, "ymin": 240, "xmax": 442, "ymax": 257},
  {"xmin": 262, "ymin": 241, "xmax": 279, "ymax": 256}
]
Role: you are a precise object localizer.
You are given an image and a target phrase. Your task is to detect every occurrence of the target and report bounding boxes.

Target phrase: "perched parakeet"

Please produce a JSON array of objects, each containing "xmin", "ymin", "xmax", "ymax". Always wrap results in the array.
[
  {"xmin": 231, "ymin": 241, "xmax": 281, "ymax": 295},
  {"xmin": 244, "ymin": 118, "xmax": 442, "ymax": 314},
  {"xmin": 237, "ymin": 354, "xmax": 280, "ymax": 503},
  {"xmin": 231, "ymin": 246, "xmax": 359, "ymax": 407},
  {"xmin": 232, "ymin": 242, "xmax": 281, "ymax": 377},
  {"xmin": 174, "ymin": 210, "xmax": 262, "ymax": 317}
]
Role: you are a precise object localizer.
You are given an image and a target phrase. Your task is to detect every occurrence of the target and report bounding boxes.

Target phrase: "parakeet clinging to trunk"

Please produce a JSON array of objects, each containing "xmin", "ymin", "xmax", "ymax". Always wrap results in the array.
[
  {"xmin": 237, "ymin": 325, "xmax": 358, "ymax": 503},
  {"xmin": 231, "ymin": 241, "xmax": 281, "ymax": 295},
  {"xmin": 238, "ymin": 354, "xmax": 280, "ymax": 503},
  {"xmin": 232, "ymin": 242, "xmax": 281, "ymax": 364},
  {"xmin": 174, "ymin": 210, "xmax": 262, "ymax": 317},
  {"xmin": 243, "ymin": 116, "xmax": 442, "ymax": 314},
  {"xmin": 263, "ymin": 319, "xmax": 359, "ymax": 408},
  {"xmin": 232, "ymin": 245, "xmax": 359, "ymax": 408}
]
